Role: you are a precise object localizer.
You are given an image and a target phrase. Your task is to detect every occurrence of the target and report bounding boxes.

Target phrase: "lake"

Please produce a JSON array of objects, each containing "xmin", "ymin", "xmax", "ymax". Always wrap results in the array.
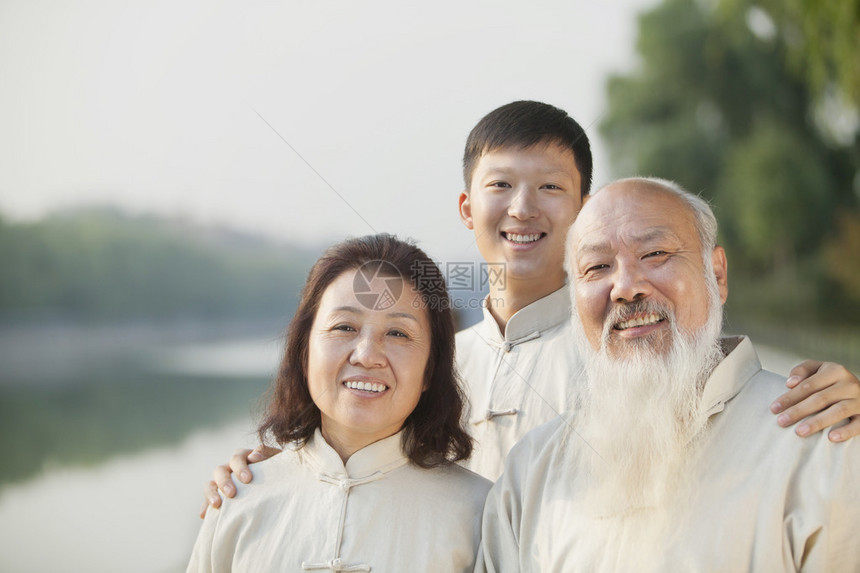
[
  {"xmin": 0, "ymin": 321, "xmax": 807, "ymax": 572},
  {"xmin": 0, "ymin": 319, "xmax": 285, "ymax": 572}
]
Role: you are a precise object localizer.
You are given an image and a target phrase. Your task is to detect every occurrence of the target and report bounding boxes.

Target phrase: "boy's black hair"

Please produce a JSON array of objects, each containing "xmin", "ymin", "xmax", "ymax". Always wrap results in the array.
[{"xmin": 462, "ymin": 100, "xmax": 593, "ymax": 199}]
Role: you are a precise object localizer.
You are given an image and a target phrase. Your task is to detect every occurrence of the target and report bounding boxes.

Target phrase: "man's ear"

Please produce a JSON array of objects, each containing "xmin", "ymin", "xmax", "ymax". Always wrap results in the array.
[
  {"xmin": 458, "ymin": 191, "xmax": 474, "ymax": 230},
  {"xmin": 711, "ymin": 246, "xmax": 728, "ymax": 304}
]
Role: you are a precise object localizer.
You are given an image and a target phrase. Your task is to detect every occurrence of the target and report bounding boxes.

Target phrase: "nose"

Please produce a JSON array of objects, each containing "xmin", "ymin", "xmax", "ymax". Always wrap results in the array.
[
  {"xmin": 609, "ymin": 260, "xmax": 651, "ymax": 303},
  {"xmin": 349, "ymin": 332, "xmax": 387, "ymax": 368},
  {"xmin": 507, "ymin": 187, "xmax": 538, "ymax": 220}
]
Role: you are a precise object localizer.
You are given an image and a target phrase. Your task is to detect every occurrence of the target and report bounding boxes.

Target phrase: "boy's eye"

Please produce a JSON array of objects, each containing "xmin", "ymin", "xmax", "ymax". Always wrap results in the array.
[
  {"xmin": 542, "ymin": 184, "xmax": 561, "ymax": 190},
  {"xmin": 489, "ymin": 181, "xmax": 511, "ymax": 189}
]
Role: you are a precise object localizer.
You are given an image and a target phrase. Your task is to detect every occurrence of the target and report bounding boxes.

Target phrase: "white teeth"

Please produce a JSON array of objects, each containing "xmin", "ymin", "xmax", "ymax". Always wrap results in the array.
[
  {"xmin": 506, "ymin": 233, "xmax": 541, "ymax": 244},
  {"xmin": 616, "ymin": 313, "xmax": 662, "ymax": 330},
  {"xmin": 344, "ymin": 380, "xmax": 386, "ymax": 393}
]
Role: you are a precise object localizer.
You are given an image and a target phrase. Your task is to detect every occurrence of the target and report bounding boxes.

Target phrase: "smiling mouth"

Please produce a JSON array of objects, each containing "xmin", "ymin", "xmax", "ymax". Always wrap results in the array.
[
  {"xmin": 613, "ymin": 312, "xmax": 665, "ymax": 331},
  {"xmin": 343, "ymin": 380, "xmax": 388, "ymax": 393},
  {"xmin": 502, "ymin": 232, "xmax": 545, "ymax": 244}
]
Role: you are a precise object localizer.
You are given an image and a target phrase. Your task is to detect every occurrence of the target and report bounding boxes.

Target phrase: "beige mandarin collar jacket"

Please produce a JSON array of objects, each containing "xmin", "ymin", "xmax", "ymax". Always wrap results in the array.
[
  {"xmin": 477, "ymin": 336, "xmax": 860, "ymax": 572},
  {"xmin": 188, "ymin": 429, "xmax": 491, "ymax": 572},
  {"xmin": 456, "ymin": 286, "xmax": 582, "ymax": 481}
]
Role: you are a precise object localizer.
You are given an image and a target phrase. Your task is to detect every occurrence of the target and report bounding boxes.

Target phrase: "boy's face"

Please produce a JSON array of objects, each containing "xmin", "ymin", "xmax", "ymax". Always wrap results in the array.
[{"xmin": 458, "ymin": 143, "xmax": 583, "ymax": 294}]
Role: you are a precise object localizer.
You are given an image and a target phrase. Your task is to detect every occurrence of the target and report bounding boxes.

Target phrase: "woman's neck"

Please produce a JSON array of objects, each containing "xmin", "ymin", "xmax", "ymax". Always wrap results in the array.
[{"xmin": 320, "ymin": 425, "xmax": 394, "ymax": 465}]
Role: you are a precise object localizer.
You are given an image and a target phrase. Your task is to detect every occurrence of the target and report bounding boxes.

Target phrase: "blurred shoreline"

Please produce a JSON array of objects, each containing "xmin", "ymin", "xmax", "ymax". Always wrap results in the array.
[{"xmin": 0, "ymin": 316, "xmax": 288, "ymax": 387}]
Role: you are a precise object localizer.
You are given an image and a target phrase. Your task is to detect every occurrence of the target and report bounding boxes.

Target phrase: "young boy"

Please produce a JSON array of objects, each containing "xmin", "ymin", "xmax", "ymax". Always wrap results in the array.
[
  {"xmin": 202, "ymin": 101, "xmax": 860, "ymax": 504},
  {"xmin": 455, "ymin": 101, "xmax": 593, "ymax": 479}
]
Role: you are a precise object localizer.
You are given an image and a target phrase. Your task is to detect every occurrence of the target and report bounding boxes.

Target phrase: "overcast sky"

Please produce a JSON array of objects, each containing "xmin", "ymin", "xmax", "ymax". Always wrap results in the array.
[{"xmin": 0, "ymin": 0, "xmax": 659, "ymax": 261}]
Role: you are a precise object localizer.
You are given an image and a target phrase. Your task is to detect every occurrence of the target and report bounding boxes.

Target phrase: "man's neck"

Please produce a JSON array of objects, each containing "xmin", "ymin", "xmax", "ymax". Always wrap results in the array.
[{"xmin": 486, "ymin": 277, "xmax": 565, "ymax": 332}]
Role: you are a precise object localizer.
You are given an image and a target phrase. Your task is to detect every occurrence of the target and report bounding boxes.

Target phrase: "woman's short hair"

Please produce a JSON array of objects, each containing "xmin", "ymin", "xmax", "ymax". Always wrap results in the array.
[{"xmin": 258, "ymin": 233, "xmax": 472, "ymax": 468}]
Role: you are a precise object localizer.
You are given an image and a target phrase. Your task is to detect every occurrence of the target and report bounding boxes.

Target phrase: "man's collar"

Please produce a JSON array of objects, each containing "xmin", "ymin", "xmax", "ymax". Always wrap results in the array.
[
  {"xmin": 700, "ymin": 335, "xmax": 762, "ymax": 417},
  {"xmin": 480, "ymin": 285, "xmax": 572, "ymax": 341}
]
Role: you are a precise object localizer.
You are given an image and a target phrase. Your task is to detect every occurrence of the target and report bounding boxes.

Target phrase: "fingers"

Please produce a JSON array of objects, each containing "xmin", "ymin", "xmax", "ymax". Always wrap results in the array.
[
  {"xmin": 200, "ymin": 480, "xmax": 222, "ymax": 519},
  {"xmin": 829, "ymin": 417, "xmax": 860, "ymax": 443},
  {"xmin": 228, "ymin": 445, "xmax": 282, "ymax": 483},
  {"xmin": 772, "ymin": 362, "xmax": 859, "ymax": 414},
  {"xmin": 214, "ymin": 463, "xmax": 239, "ymax": 498},
  {"xmin": 774, "ymin": 382, "xmax": 859, "ymax": 429},
  {"xmin": 771, "ymin": 361, "xmax": 860, "ymax": 440},
  {"xmin": 228, "ymin": 448, "xmax": 255, "ymax": 485},
  {"xmin": 785, "ymin": 360, "xmax": 824, "ymax": 388},
  {"xmin": 787, "ymin": 399, "xmax": 858, "ymax": 438},
  {"xmin": 771, "ymin": 370, "xmax": 834, "ymax": 414},
  {"xmin": 199, "ymin": 445, "xmax": 285, "ymax": 518}
]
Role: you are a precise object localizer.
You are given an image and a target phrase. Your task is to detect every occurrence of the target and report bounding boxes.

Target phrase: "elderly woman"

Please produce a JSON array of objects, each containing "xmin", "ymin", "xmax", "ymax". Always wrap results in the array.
[{"xmin": 187, "ymin": 234, "xmax": 491, "ymax": 572}]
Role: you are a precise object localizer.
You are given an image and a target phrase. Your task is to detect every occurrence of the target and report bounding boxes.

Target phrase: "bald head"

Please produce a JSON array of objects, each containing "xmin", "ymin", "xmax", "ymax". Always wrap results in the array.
[
  {"xmin": 567, "ymin": 177, "xmax": 728, "ymax": 354},
  {"xmin": 574, "ymin": 177, "xmax": 718, "ymax": 257},
  {"xmin": 565, "ymin": 179, "xmax": 730, "ymax": 524}
]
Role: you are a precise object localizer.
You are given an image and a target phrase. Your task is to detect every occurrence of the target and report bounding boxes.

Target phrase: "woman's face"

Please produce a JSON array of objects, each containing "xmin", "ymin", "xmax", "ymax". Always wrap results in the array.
[{"xmin": 307, "ymin": 269, "xmax": 432, "ymax": 454}]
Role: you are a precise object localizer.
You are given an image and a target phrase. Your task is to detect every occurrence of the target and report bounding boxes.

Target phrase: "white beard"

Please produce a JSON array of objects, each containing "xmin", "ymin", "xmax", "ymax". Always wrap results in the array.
[{"xmin": 563, "ymin": 271, "xmax": 724, "ymax": 568}]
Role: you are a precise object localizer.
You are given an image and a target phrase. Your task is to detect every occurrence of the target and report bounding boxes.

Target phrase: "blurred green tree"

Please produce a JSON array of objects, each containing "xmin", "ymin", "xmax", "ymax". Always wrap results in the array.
[
  {"xmin": 600, "ymin": 0, "xmax": 859, "ymax": 328},
  {"xmin": 0, "ymin": 209, "xmax": 315, "ymax": 321},
  {"xmin": 823, "ymin": 212, "xmax": 860, "ymax": 311},
  {"xmin": 719, "ymin": 119, "xmax": 839, "ymax": 269},
  {"xmin": 750, "ymin": 0, "xmax": 860, "ymax": 107}
]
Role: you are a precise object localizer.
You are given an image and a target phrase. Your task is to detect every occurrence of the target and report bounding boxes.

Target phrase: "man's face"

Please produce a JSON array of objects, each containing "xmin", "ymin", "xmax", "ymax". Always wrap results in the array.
[
  {"xmin": 568, "ymin": 182, "xmax": 728, "ymax": 358},
  {"xmin": 458, "ymin": 143, "xmax": 582, "ymax": 293}
]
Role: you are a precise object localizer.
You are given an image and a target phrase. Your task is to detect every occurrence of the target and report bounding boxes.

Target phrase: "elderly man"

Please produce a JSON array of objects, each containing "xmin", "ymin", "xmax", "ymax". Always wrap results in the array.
[
  {"xmin": 477, "ymin": 177, "xmax": 860, "ymax": 572},
  {"xmin": 202, "ymin": 103, "xmax": 860, "ymax": 513}
]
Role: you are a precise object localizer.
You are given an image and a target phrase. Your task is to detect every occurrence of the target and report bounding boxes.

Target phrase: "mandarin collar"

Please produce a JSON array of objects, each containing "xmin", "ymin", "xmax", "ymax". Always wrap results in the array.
[
  {"xmin": 296, "ymin": 428, "xmax": 409, "ymax": 479},
  {"xmin": 478, "ymin": 285, "xmax": 572, "ymax": 343},
  {"xmin": 700, "ymin": 336, "xmax": 762, "ymax": 417}
]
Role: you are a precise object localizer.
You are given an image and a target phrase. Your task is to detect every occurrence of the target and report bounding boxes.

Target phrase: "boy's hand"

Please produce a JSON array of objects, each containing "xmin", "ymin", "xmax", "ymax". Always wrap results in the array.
[
  {"xmin": 770, "ymin": 360, "xmax": 860, "ymax": 442},
  {"xmin": 198, "ymin": 445, "xmax": 282, "ymax": 519}
]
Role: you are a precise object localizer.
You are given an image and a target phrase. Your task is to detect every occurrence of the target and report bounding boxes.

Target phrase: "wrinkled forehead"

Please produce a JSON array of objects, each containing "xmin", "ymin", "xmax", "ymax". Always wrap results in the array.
[{"xmin": 569, "ymin": 184, "xmax": 698, "ymax": 255}]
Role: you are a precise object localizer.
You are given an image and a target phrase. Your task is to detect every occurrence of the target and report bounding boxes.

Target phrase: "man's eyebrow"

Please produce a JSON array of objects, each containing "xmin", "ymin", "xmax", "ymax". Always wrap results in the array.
[
  {"xmin": 575, "ymin": 241, "xmax": 613, "ymax": 257},
  {"xmin": 631, "ymin": 227, "xmax": 682, "ymax": 244},
  {"xmin": 575, "ymin": 227, "xmax": 682, "ymax": 257}
]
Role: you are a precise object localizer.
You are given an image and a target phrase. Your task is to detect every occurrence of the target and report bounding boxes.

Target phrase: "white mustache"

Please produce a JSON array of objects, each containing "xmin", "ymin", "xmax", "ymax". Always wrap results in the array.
[{"xmin": 602, "ymin": 299, "xmax": 673, "ymax": 343}]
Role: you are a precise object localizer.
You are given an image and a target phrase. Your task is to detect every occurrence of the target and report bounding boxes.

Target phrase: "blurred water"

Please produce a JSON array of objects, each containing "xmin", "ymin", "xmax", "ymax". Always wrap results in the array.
[
  {"xmin": 0, "ymin": 323, "xmax": 808, "ymax": 573},
  {"xmin": 0, "ymin": 320, "xmax": 284, "ymax": 572},
  {"xmin": 0, "ymin": 420, "xmax": 258, "ymax": 573},
  {"xmin": 0, "ymin": 320, "xmax": 284, "ymax": 486}
]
